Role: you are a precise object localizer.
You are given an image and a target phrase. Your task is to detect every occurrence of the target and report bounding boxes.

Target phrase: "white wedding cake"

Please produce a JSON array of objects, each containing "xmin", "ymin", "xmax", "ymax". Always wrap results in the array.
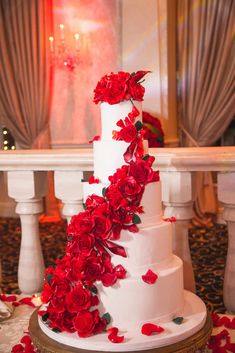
[{"xmin": 39, "ymin": 72, "xmax": 208, "ymax": 352}]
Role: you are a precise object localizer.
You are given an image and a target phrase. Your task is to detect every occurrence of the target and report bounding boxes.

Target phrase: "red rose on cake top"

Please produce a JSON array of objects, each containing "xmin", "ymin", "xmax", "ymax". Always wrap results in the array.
[{"xmin": 93, "ymin": 71, "xmax": 150, "ymax": 104}]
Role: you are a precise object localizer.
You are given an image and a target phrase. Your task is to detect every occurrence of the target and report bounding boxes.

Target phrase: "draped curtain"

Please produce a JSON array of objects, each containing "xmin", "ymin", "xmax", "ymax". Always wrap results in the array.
[
  {"xmin": 0, "ymin": 0, "xmax": 53, "ymax": 149},
  {"xmin": 177, "ymin": 0, "xmax": 235, "ymax": 217},
  {"xmin": 0, "ymin": 0, "xmax": 59, "ymax": 219}
]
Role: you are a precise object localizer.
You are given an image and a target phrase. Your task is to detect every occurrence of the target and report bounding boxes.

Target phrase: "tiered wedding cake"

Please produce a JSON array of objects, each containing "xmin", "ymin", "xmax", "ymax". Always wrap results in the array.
[{"xmin": 39, "ymin": 71, "xmax": 207, "ymax": 351}]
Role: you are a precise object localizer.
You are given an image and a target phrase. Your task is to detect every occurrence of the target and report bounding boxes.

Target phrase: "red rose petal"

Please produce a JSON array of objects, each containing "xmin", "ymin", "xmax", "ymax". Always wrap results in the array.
[
  {"xmin": 114, "ymin": 265, "xmax": 127, "ymax": 279},
  {"xmin": 142, "ymin": 269, "xmax": 158, "ymax": 284},
  {"xmin": 18, "ymin": 297, "xmax": 36, "ymax": 308},
  {"xmin": 88, "ymin": 176, "xmax": 100, "ymax": 184},
  {"xmin": 20, "ymin": 335, "xmax": 32, "ymax": 344},
  {"xmin": 164, "ymin": 217, "xmax": 176, "ymax": 222},
  {"xmin": 141, "ymin": 323, "xmax": 164, "ymax": 336},
  {"xmin": 107, "ymin": 327, "xmax": 124, "ymax": 343},
  {"xmin": 226, "ymin": 317, "xmax": 235, "ymax": 329},
  {"xmin": 0, "ymin": 294, "xmax": 17, "ymax": 302},
  {"xmin": 89, "ymin": 135, "xmax": 100, "ymax": 143},
  {"xmin": 107, "ymin": 327, "xmax": 118, "ymax": 335}
]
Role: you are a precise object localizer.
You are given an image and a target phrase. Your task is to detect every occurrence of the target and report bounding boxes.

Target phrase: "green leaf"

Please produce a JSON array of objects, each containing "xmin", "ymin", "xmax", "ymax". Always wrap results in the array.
[
  {"xmin": 173, "ymin": 317, "xmax": 184, "ymax": 325},
  {"xmin": 42, "ymin": 313, "xmax": 50, "ymax": 322},
  {"xmin": 102, "ymin": 187, "xmax": 107, "ymax": 197},
  {"xmin": 135, "ymin": 121, "xmax": 143, "ymax": 131},
  {"xmin": 47, "ymin": 273, "xmax": 53, "ymax": 284},
  {"xmin": 132, "ymin": 214, "xmax": 141, "ymax": 224},
  {"xmin": 142, "ymin": 154, "xmax": 150, "ymax": 161},
  {"xmin": 102, "ymin": 312, "xmax": 111, "ymax": 325},
  {"xmin": 67, "ymin": 236, "xmax": 73, "ymax": 241},
  {"xmin": 88, "ymin": 286, "xmax": 98, "ymax": 295},
  {"xmin": 83, "ymin": 203, "xmax": 86, "ymax": 210},
  {"xmin": 52, "ymin": 327, "xmax": 61, "ymax": 333}
]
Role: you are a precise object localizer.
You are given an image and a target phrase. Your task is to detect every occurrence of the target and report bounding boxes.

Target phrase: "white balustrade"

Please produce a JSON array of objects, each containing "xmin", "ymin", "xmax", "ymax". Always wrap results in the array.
[
  {"xmin": 54, "ymin": 171, "xmax": 84, "ymax": 223},
  {"xmin": 160, "ymin": 171, "xmax": 196, "ymax": 292},
  {"xmin": 7, "ymin": 171, "xmax": 48, "ymax": 294},
  {"xmin": 0, "ymin": 146, "xmax": 235, "ymax": 313}
]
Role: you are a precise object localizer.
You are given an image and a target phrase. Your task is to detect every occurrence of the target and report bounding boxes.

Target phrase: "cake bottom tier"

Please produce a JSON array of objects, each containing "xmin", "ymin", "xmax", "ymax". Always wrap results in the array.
[
  {"xmin": 39, "ymin": 291, "xmax": 208, "ymax": 352},
  {"xmin": 98, "ymin": 255, "xmax": 184, "ymax": 327}
]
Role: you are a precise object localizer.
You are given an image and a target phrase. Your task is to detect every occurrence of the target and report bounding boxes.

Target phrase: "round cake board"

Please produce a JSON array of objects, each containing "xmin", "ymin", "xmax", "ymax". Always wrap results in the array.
[{"xmin": 29, "ymin": 291, "xmax": 212, "ymax": 353}]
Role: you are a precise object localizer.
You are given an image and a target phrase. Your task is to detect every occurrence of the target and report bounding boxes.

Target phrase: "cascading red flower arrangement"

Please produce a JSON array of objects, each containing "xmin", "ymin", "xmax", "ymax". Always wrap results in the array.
[{"xmin": 40, "ymin": 71, "xmax": 160, "ymax": 340}]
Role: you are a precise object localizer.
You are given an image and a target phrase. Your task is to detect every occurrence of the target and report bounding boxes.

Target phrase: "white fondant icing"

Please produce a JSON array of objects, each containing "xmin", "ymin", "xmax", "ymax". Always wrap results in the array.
[
  {"xmin": 93, "ymin": 139, "xmax": 149, "ymax": 183},
  {"xmin": 98, "ymin": 256, "xmax": 184, "ymax": 327},
  {"xmin": 108, "ymin": 222, "xmax": 173, "ymax": 272},
  {"xmin": 93, "ymin": 140, "xmax": 129, "ymax": 183},
  {"xmin": 100, "ymin": 100, "xmax": 142, "ymax": 141}
]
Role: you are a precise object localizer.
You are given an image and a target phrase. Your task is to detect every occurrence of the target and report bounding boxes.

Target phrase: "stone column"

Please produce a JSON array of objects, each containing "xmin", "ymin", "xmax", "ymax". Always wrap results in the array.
[
  {"xmin": 7, "ymin": 171, "xmax": 48, "ymax": 294},
  {"xmin": 161, "ymin": 171, "xmax": 196, "ymax": 292},
  {"xmin": 218, "ymin": 172, "xmax": 235, "ymax": 314},
  {"xmin": 54, "ymin": 171, "xmax": 84, "ymax": 224}
]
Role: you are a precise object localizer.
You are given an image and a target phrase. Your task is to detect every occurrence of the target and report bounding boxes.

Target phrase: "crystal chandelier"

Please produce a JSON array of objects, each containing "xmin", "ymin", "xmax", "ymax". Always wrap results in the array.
[{"xmin": 49, "ymin": 24, "xmax": 81, "ymax": 71}]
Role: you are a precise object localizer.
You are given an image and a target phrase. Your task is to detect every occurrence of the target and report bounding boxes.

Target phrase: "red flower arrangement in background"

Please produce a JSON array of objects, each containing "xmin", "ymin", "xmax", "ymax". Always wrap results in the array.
[
  {"xmin": 142, "ymin": 111, "xmax": 164, "ymax": 148},
  {"xmin": 93, "ymin": 71, "xmax": 150, "ymax": 105}
]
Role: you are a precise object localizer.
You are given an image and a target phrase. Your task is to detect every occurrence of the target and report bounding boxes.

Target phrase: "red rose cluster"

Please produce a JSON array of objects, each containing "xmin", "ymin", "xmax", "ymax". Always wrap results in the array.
[
  {"xmin": 40, "ymin": 73, "xmax": 160, "ymax": 341},
  {"xmin": 142, "ymin": 111, "xmax": 164, "ymax": 148},
  {"xmin": 93, "ymin": 71, "xmax": 150, "ymax": 105}
]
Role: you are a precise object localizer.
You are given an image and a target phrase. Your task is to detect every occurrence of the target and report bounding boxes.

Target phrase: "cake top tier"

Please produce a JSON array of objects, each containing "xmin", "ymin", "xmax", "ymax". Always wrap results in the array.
[{"xmin": 100, "ymin": 100, "xmax": 142, "ymax": 141}]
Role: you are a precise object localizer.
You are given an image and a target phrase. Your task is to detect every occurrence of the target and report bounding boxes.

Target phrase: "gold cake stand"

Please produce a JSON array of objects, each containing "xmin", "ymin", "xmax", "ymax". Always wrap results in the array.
[{"xmin": 29, "ymin": 309, "xmax": 212, "ymax": 353}]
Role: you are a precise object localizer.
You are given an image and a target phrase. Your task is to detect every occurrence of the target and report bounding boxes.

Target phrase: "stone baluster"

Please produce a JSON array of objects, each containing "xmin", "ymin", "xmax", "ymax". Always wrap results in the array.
[
  {"xmin": 54, "ymin": 171, "xmax": 84, "ymax": 224},
  {"xmin": 7, "ymin": 171, "xmax": 48, "ymax": 294},
  {"xmin": 218, "ymin": 172, "xmax": 235, "ymax": 314},
  {"xmin": 160, "ymin": 171, "xmax": 196, "ymax": 292}
]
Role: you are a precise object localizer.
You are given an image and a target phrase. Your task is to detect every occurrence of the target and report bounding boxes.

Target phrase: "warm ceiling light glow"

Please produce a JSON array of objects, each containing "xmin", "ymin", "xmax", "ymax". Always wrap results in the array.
[
  {"xmin": 74, "ymin": 33, "xmax": 80, "ymax": 40},
  {"xmin": 59, "ymin": 23, "xmax": 64, "ymax": 30},
  {"xmin": 11, "ymin": 146, "xmax": 16, "ymax": 150},
  {"xmin": 49, "ymin": 36, "xmax": 54, "ymax": 42},
  {"xmin": 3, "ymin": 146, "xmax": 8, "ymax": 150},
  {"xmin": 3, "ymin": 140, "xmax": 8, "ymax": 145},
  {"xmin": 3, "ymin": 130, "xmax": 7, "ymax": 135}
]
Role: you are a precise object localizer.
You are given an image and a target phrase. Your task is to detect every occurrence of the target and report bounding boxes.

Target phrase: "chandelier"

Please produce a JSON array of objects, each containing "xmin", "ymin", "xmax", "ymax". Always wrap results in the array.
[{"xmin": 49, "ymin": 24, "xmax": 81, "ymax": 71}]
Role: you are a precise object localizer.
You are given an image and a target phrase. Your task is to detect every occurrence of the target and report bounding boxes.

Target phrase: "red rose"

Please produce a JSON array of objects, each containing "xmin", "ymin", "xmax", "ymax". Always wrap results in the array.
[
  {"xmin": 83, "ymin": 255, "xmax": 103, "ymax": 282},
  {"xmin": 73, "ymin": 309, "xmax": 100, "ymax": 337},
  {"xmin": 128, "ymin": 79, "xmax": 145, "ymax": 101},
  {"xmin": 66, "ymin": 285, "xmax": 92, "ymax": 313},
  {"xmin": 50, "ymin": 295, "xmax": 67, "ymax": 313},
  {"xmin": 105, "ymin": 184, "xmax": 128, "ymax": 210},
  {"xmin": 48, "ymin": 310, "xmax": 76, "ymax": 333},
  {"xmin": 129, "ymin": 159, "xmax": 153, "ymax": 184},
  {"xmin": 117, "ymin": 176, "xmax": 142, "ymax": 199},
  {"xmin": 109, "ymin": 165, "xmax": 128, "ymax": 184},
  {"xmin": 118, "ymin": 124, "xmax": 137, "ymax": 143},
  {"xmin": 91, "ymin": 203, "xmax": 112, "ymax": 239},
  {"xmin": 104, "ymin": 81, "xmax": 127, "ymax": 105},
  {"xmin": 75, "ymin": 233, "xmax": 95, "ymax": 256},
  {"xmin": 85, "ymin": 194, "xmax": 105, "ymax": 211},
  {"xmin": 41, "ymin": 283, "xmax": 53, "ymax": 304},
  {"xmin": 67, "ymin": 211, "xmax": 93, "ymax": 236}
]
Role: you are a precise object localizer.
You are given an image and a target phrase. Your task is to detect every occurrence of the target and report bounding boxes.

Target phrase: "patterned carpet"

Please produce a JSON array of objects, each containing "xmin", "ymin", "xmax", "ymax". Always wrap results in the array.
[{"xmin": 0, "ymin": 217, "xmax": 227, "ymax": 313}]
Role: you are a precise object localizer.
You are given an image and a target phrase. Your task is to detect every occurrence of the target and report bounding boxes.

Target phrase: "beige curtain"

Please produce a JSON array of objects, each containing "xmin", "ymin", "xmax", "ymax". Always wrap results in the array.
[
  {"xmin": 177, "ymin": 0, "xmax": 235, "ymax": 218},
  {"xmin": 0, "ymin": 0, "xmax": 53, "ymax": 149},
  {"xmin": 0, "ymin": 0, "xmax": 59, "ymax": 219}
]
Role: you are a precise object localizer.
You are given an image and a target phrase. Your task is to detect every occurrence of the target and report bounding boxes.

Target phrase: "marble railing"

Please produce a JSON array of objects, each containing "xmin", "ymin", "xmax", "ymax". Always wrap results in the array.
[{"xmin": 0, "ymin": 146, "xmax": 235, "ymax": 313}]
